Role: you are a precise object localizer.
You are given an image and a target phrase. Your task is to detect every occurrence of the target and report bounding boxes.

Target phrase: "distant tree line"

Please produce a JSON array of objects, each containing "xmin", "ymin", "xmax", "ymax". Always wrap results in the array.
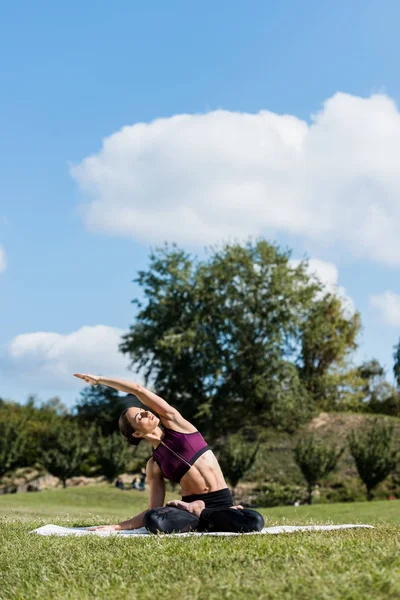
[
  {"xmin": 1, "ymin": 395, "xmax": 397, "ymax": 501},
  {"xmin": 0, "ymin": 396, "xmax": 145, "ymax": 489}
]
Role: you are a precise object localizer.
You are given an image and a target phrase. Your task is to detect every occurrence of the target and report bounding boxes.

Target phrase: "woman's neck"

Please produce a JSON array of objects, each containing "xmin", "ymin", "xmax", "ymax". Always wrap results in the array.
[{"xmin": 144, "ymin": 426, "xmax": 164, "ymax": 448}]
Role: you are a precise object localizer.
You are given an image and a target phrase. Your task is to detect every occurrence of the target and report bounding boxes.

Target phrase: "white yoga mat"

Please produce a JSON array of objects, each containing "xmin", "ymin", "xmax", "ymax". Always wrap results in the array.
[{"xmin": 30, "ymin": 524, "xmax": 374, "ymax": 537}]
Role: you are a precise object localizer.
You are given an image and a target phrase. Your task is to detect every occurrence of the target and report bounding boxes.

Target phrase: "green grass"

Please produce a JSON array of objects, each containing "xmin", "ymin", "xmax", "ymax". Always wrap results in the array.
[{"xmin": 1, "ymin": 487, "xmax": 399, "ymax": 600}]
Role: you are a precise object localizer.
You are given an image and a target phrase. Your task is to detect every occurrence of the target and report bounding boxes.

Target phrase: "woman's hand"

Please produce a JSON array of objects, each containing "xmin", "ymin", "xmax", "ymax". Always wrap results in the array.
[
  {"xmin": 74, "ymin": 373, "xmax": 100, "ymax": 385},
  {"xmin": 87, "ymin": 524, "xmax": 120, "ymax": 532}
]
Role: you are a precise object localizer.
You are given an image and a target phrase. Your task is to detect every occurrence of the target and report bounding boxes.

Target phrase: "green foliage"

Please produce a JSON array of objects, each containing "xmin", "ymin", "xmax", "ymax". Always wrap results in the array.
[
  {"xmin": 0, "ymin": 396, "xmax": 150, "ymax": 482},
  {"xmin": 294, "ymin": 434, "xmax": 343, "ymax": 504},
  {"xmin": 0, "ymin": 398, "xmax": 68, "ymax": 469},
  {"xmin": 40, "ymin": 397, "xmax": 69, "ymax": 416},
  {"xmin": 95, "ymin": 431, "xmax": 132, "ymax": 482},
  {"xmin": 217, "ymin": 434, "xmax": 260, "ymax": 491},
  {"xmin": 265, "ymin": 362, "xmax": 315, "ymax": 433},
  {"xmin": 348, "ymin": 419, "xmax": 399, "ymax": 500},
  {"xmin": 370, "ymin": 394, "xmax": 400, "ymax": 418},
  {"xmin": 253, "ymin": 482, "xmax": 305, "ymax": 507},
  {"xmin": 0, "ymin": 421, "xmax": 26, "ymax": 479},
  {"xmin": 40, "ymin": 421, "xmax": 92, "ymax": 487},
  {"xmin": 120, "ymin": 241, "xmax": 360, "ymax": 436},
  {"xmin": 298, "ymin": 295, "xmax": 361, "ymax": 410},
  {"xmin": 317, "ymin": 479, "xmax": 365, "ymax": 504},
  {"xmin": 75, "ymin": 386, "xmax": 129, "ymax": 436},
  {"xmin": 357, "ymin": 359, "xmax": 400, "ymax": 417},
  {"xmin": 393, "ymin": 339, "xmax": 400, "ymax": 389}
]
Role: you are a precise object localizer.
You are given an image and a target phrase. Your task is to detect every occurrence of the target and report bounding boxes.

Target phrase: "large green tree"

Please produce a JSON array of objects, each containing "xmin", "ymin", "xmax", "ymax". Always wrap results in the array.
[{"xmin": 120, "ymin": 241, "xmax": 361, "ymax": 436}]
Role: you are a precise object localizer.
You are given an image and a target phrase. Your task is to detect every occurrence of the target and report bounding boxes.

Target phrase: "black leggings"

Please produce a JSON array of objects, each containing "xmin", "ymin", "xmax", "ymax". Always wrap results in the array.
[{"xmin": 143, "ymin": 488, "xmax": 264, "ymax": 534}]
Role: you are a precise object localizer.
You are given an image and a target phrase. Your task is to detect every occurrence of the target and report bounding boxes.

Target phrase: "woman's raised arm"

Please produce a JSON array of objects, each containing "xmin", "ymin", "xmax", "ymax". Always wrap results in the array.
[{"xmin": 73, "ymin": 373, "xmax": 178, "ymax": 419}]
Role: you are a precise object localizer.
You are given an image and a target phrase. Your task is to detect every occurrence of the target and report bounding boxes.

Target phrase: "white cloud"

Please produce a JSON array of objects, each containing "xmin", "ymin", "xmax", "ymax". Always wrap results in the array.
[
  {"xmin": 0, "ymin": 245, "xmax": 7, "ymax": 273},
  {"xmin": 290, "ymin": 258, "xmax": 355, "ymax": 315},
  {"xmin": 3, "ymin": 325, "xmax": 134, "ymax": 391},
  {"xmin": 72, "ymin": 92, "xmax": 400, "ymax": 265},
  {"xmin": 370, "ymin": 291, "xmax": 400, "ymax": 326},
  {"xmin": 290, "ymin": 258, "xmax": 339, "ymax": 292}
]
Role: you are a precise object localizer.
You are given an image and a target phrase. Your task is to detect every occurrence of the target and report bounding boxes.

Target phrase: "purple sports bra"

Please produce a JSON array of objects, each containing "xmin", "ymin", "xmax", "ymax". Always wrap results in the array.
[{"xmin": 152, "ymin": 427, "xmax": 210, "ymax": 483}]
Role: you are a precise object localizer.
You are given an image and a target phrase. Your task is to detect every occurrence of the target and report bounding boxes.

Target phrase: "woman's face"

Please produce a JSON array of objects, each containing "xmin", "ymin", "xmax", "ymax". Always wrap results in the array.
[{"xmin": 127, "ymin": 407, "xmax": 159, "ymax": 438}]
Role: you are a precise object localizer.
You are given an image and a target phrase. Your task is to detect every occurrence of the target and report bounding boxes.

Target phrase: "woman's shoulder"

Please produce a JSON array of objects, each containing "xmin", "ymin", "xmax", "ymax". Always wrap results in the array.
[{"xmin": 160, "ymin": 413, "xmax": 198, "ymax": 434}]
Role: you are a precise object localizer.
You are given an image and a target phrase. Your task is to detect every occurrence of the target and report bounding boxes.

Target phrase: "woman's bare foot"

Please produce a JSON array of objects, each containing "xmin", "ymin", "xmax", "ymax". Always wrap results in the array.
[{"xmin": 166, "ymin": 499, "xmax": 205, "ymax": 517}]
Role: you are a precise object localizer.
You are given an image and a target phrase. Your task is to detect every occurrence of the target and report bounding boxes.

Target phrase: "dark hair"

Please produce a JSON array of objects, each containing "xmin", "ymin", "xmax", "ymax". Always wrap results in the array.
[{"xmin": 119, "ymin": 408, "xmax": 141, "ymax": 446}]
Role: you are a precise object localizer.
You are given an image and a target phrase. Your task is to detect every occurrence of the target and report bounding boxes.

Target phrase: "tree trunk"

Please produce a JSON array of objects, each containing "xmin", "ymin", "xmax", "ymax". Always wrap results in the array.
[
  {"xmin": 307, "ymin": 483, "xmax": 313, "ymax": 505},
  {"xmin": 62, "ymin": 479, "xmax": 67, "ymax": 489},
  {"xmin": 366, "ymin": 487, "xmax": 373, "ymax": 501}
]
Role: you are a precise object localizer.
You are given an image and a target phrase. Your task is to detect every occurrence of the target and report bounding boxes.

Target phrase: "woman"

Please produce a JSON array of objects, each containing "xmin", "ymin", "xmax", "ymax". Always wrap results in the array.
[{"xmin": 74, "ymin": 373, "xmax": 264, "ymax": 535}]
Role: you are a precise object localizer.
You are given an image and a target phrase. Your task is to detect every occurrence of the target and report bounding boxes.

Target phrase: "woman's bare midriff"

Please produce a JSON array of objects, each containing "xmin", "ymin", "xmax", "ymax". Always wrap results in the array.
[{"xmin": 179, "ymin": 450, "xmax": 228, "ymax": 496}]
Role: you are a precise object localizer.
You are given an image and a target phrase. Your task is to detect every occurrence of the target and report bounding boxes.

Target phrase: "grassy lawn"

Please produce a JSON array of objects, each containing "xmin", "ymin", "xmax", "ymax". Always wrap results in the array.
[{"xmin": 0, "ymin": 487, "xmax": 399, "ymax": 600}]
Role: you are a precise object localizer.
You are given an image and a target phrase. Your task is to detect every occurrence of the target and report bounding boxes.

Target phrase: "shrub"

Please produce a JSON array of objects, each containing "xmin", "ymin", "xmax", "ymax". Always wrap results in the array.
[
  {"xmin": 294, "ymin": 434, "xmax": 343, "ymax": 504},
  {"xmin": 253, "ymin": 482, "xmax": 305, "ymax": 507},
  {"xmin": 348, "ymin": 419, "xmax": 399, "ymax": 501}
]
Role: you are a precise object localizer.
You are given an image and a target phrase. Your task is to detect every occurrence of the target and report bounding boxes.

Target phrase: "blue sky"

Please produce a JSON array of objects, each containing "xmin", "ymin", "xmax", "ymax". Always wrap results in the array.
[{"xmin": 1, "ymin": 0, "xmax": 400, "ymax": 407}]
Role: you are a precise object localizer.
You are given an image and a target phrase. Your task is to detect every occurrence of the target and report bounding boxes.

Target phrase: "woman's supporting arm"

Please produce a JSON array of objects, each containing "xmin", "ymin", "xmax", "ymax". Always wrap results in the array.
[
  {"xmin": 114, "ymin": 510, "xmax": 148, "ymax": 531},
  {"xmin": 146, "ymin": 457, "xmax": 166, "ymax": 508},
  {"xmin": 92, "ymin": 459, "xmax": 166, "ymax": 531}
]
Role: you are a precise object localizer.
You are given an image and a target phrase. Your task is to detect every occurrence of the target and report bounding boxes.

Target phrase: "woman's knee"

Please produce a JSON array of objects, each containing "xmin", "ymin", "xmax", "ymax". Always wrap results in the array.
[
  {"xmin": 242, "ymin": 509, "xmax": 265, "ymax": 532},
  {"xmin": 143, "ymin": 508, "xmax": 165, "ymax": 533},
  {"xmin": 143, "ymin": 506, "xmax": 199, "ymax": 534}
]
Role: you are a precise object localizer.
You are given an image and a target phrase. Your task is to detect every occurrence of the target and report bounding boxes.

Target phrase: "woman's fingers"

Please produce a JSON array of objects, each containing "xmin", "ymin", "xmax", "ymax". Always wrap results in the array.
[
  {"xmin": 166, "ymin": 500, "xmax": 179, "ymax": 507},
  {"xmin": 73, "ymin": 373, "xmax": 99, "ymax": 385},
  {"xmin": 74, "ymin": 373, "xmax": 90, "ymax": 381}
]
